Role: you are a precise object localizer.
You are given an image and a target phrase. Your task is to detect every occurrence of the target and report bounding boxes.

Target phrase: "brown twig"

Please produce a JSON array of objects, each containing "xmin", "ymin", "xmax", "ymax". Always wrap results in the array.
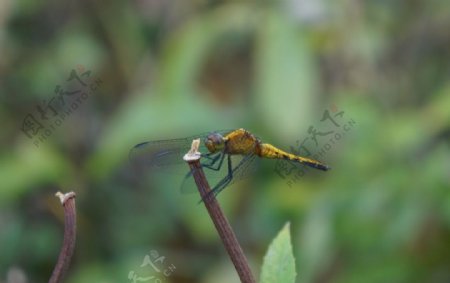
[
  {"xmin": 184, "ymin": 139, "xmax": 256, "ymax": 283},
  {"xmin": 49, "ymin": 191, "xmax": 77, "ymax": 283}
]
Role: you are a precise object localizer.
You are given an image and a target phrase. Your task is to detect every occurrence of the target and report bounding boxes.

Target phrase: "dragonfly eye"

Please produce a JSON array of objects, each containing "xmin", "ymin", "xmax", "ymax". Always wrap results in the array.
[{"xmin": 205, "ymin": 133, "xmax": 225, "ymax": 153}]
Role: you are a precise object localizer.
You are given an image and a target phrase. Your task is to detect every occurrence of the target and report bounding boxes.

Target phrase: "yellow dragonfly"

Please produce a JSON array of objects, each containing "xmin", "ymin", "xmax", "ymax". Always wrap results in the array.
[{"xmin": 130, "ymin": 128, "xmax": 329, "ymax": 199}]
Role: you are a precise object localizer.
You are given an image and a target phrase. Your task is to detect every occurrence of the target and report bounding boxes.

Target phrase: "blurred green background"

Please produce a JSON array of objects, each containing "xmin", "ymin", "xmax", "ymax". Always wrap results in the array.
[{"xmin": 1, "ymin": 0, "xmax": 449, "ymax": 282}]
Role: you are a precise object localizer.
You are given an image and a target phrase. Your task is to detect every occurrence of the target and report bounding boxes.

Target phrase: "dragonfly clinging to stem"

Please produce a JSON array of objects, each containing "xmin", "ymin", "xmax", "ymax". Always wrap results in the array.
[{"xmin": 130, "ymin": 128, "xmax": 330, "ymax": 200}]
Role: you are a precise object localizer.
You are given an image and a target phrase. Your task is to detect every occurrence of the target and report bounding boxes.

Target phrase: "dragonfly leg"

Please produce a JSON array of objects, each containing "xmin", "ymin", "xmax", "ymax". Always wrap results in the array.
[
  {"xmin": 198, "ymin": 154, "xmax": 233, "ymax": 203},
  {"xmin": 212, "ymin": 154, "xmax": 233, "ymax": 192},
  {"xmin": 199, "ymin": 154, "xmax": 254, "ymax": 203},
  {"xmin": 202, "ymin": 152, "xmax": 223, "ymax": 168},
  {"xmin": 184, "ymin": 152, "xmax": 225, "ymax": 181},
  {"xmin": 210, "ymin": 154, "xmax": 254, "ymax": 199},
  {"xmin": 202, "ymin": 152, "xmax": 226, "ymax": 171},
  {"xmin": 202, "ymin": 152, "xmax": 218, "ymax": 162}
]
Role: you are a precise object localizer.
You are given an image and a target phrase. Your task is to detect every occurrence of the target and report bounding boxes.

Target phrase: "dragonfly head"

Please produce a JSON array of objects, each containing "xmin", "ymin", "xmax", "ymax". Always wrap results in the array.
[{"xmin": 205, "ymin": 133, "xmax": 226, "ymax": 153}]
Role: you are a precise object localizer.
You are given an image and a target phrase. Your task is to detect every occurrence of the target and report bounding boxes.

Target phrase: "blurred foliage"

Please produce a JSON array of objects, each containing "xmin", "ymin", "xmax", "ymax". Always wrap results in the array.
[{"xmin": 1, "ymin": 0, "xmax": 449, "ymax": 282}]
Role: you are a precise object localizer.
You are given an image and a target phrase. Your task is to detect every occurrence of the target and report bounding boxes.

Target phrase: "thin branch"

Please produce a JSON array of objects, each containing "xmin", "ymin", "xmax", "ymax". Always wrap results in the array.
[
  {"xmin": 184, "ymin": 140, "xmax": 256, "ymax": 283},
  {"xmin": 49, "ymin": 191, "xmax": 77, "ymax": 283}
]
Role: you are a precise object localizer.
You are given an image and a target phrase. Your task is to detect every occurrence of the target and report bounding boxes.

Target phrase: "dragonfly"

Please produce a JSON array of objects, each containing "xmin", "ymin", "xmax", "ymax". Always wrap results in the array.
[{"xmin": 130, "ymin": 128, "xmax": 330, "ymax": 200}]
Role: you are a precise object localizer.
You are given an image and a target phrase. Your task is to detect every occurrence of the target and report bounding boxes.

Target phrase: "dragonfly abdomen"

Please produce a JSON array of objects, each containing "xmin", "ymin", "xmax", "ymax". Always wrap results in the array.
[{"xmin": 259, "ymin": 143, "xmax": 330, "ymax": 171}]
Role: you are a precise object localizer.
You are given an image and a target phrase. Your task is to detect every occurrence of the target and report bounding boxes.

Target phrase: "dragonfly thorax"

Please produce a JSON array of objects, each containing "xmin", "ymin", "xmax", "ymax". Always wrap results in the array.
[{"xmin": 205, "ymin": 133, "xmax": 226, "ymax": 153}]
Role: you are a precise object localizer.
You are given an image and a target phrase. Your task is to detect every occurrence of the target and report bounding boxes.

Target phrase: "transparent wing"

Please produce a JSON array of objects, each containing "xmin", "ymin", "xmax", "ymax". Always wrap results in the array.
[
  {"xmin": 130, "ymin": 137, "xmax": 201, "ymax": 168},
  {"xmin": 129, "ymin": 130, "xmax": 234, "ymax": 168},
  {"xmin": 129, "ymin": 130, "xmax": 237, "ymax": 194}
]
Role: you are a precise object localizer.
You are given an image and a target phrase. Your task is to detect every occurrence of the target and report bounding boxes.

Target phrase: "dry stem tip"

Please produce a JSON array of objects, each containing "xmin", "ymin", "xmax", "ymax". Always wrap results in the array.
[
  {"xmin": 183, "ymin": 138, "xmax": 201, "ymax": 161},
  {"xmin": 55, "ymin": 191, "xmax": 76, "ymax": 205}
]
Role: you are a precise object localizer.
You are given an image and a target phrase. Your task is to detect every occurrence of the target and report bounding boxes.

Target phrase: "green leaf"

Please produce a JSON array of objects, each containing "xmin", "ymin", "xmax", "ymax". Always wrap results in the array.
[{"xmin": 260, "ymin": 223, "xmax": 297, "ymax": 283}]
